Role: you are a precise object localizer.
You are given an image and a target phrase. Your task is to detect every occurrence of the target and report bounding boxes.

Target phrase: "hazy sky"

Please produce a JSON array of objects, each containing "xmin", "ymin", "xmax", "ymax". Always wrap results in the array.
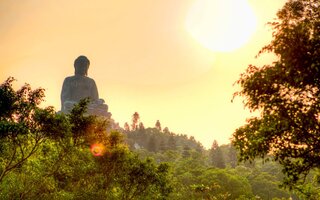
[{"xmin": 0, "ymin": 0, "xmax": 286, "ymax": 148}]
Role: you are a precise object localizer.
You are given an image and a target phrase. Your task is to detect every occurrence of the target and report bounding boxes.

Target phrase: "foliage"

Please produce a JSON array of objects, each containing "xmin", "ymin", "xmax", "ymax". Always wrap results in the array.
[
  {"xmin": 0, "ymin": 77, "xmax": 69, "ymax": 184},
  {"xmin": 0, "ymin": 78, "xmax": 173, "ymax": 199},
  {"xmin": 81, "ymin": 130, "xmax": 172, "ymax": 200},
  {"xmin": 155, "ymin": 120, "xmax": 162, "ymax": 131},
  {"xmin": 123, "ymin": 111, "xmax": 299, "ymax": 199},
  {"xmin": 0, "ymin": 78, "xmax": 312, "ymax": 199},
  {"xmin": 131, "ymin": 112, "xmax": 140, "ymax": 131},
  {"xmin": 167, "ymin": 150, "xmax": 255, "ymax": 200},
  {"xmin": 133, "ymin": 145, "xmax": 296, "ymax": 199},
  {"xmin": 232, "ymin": 0, "xmax": 320, "ymax": 189},
  {"xmin": 209, "ymin": 140, "xmax": 226, "ymax": 168},
  {"xmin": 124, "ymin": 122, "xmax": 204, "ymax": 153}
]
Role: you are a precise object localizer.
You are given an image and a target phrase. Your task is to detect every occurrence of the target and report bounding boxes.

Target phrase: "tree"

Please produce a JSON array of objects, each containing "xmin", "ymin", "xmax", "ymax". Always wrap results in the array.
[
  {"xmin": 0, "ymin": 78, "xmax": 114, "ymax": 198},
  {"xmin": 155, "ymin": 120, "xmax": 161, "ymax": 131},
  {"xmin": 163, "ymin": 127, "xmax": 170, "ymax": 134},
  {"xmin": 197, "ymin": 169, "xmax": 253, "ymax": 200},
  {"xmin": 232, "ymin": 0, "xmax": 320, "ymax": 188},
  {"xmin": 0, "ymin": 77, "xmax": 174, "ymax": 199},
  {"xmin": 182, "ymin": 145, "xmax": 191, "ymax": 158},
  {"xmin": 167, "ymin": 135, "xmax": 177, "ymax": 151},
  {"xmin": 210, "ymin": 140, "xmax": 225, "ymax": 169},
  {"xmin": 131, "ymin": 112, "xmax": 140, "ymax": 131},
  {"xmin": 95, "ymin": 131, "xmax": 172, "ymax": 199},
  {"xmin": 147, "ymin": 135, "xmax": 157, "ymax": 152},
  {"xmin": 211, "ymin": 140, "xmax": 219, "ymax": 150},
  {"xmin": 159, "ymin": 139, "xmax": 167, "ymax": 152},
  {"xmin": 124, "ymin": 122, "xmax": 130, "ymax": 132},
  {"xmin": 0, "ymin": 78, "xmax": 69, "ymax": 183},
  {"xmin": 228, "ymin": 145, "xmax": 238, "ymax": 168},
  {"xmin": 138, "ymin": 122, "xmax": 145, "ymax": 130}
]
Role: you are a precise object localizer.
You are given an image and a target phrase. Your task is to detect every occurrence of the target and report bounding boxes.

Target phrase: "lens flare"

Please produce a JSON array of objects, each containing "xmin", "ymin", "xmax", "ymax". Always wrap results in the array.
[{"xmin": 90, "ymin": 143, "xmax": 105, "ymax": 156}]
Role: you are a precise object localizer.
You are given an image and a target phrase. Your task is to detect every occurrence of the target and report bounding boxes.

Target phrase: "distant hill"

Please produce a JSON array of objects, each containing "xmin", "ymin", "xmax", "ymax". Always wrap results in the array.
[{"xmin": 123, "ymin": 127, "xmax": 204, "ymax": 153}]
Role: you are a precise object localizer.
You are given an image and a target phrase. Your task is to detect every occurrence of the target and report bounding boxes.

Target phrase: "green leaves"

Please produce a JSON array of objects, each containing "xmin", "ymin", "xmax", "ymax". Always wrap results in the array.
[{"xmin": 232, "ymin": 0, "xmax": 320, "ymax": 191}]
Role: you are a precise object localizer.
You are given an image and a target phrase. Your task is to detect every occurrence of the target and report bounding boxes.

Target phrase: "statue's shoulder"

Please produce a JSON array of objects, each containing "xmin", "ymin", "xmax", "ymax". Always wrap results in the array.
[
  {"xmin": 63, "ymin": 76, "xmax": 96, "ymax": 87},
  {"xmin": 85, "ymin": 77, "xmax": 97, "ymax": 85},
  {"xmin": 86, "ymin": 76, "xmax": 95, "ymax": 81},
  {"xmin": 63, "ymin": 76, "xmax": 75, "ymax": 82},
  {"xmin": 64, "ymin": 75, "xmax": 93, "ymax": 81}
]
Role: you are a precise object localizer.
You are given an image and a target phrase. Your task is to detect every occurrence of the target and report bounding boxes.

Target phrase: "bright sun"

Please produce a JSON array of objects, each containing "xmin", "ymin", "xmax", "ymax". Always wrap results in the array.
[{"xmin": 185, "ymin": 0, "xmax": 257, "ymax": 52}]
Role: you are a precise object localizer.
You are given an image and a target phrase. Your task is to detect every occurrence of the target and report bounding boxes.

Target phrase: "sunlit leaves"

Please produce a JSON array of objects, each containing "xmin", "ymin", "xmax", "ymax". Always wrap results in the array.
[
  {"xmin": 0, "ymin": 77, "xmax": 173, "ymax": 199},
  {"xmin": 232, "ymin": 0, "xmax": 320, "ymax": 188}
]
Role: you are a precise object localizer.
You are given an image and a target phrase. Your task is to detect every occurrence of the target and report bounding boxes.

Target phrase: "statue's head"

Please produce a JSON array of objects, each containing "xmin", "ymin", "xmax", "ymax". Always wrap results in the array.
[{"xmin": 74, "ymin": 55, "xmax": 90, "ymax": 76}]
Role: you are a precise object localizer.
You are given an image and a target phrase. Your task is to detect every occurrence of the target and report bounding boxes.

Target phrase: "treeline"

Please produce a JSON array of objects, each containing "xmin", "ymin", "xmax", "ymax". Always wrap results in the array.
[
  {"xmin": 125, "ymin": 127, "xmax": 204, "ymax": 153},
  {"xmin": 1, "ymin": 78, "xmax": 319, "ymax": 199},
  {"xmin": 0, "ymin": 78, "xmax": 172, "ymax": 199},
  {"xmin": 121, "ymin": 112, "xmax": 204, "ymax": 153},
  {"xmin": 120, "ymin": 112, "xmax": 319, "ymax": 199}
]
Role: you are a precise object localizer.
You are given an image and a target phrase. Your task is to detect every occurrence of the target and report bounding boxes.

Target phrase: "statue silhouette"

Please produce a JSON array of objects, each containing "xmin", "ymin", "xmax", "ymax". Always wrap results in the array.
[{"xmin": 60, "ymin": 55, "xmax": 109, "ymax": 117}]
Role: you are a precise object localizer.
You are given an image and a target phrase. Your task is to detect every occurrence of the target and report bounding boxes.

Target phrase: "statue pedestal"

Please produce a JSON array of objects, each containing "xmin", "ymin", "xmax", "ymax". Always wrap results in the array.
[
  {"xmin": 62, "ymin": 100, "xmax": 111, "ymax": 118},
  {"xmin": 87, "ymin": 106, "xmax": 111, "ymax": 118}
]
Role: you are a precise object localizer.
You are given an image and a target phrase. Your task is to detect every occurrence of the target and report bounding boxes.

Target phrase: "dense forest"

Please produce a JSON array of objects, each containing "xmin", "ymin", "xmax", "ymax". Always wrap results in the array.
[
  {"xmin": 120, "ymin": 112, "xmax": 320, "ymax": 200},
  {"xmin": 1, "ymin": 77, "xmax": 319, "ymax": 199},
  {"xmin": 0, "ymin": 78, "xmax": 172, "ymax": 199}
]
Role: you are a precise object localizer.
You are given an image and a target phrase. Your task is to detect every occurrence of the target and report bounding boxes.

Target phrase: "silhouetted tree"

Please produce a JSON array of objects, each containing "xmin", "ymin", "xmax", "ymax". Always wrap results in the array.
[
  {"xmin": 232, "ymin": 0, "xmax": 320, "ymax": 187},
  {"xmin": 211, "ymin": 140, "xmax": 219, "ymax": 150},
  {"xmin": 0, "ymin": 78, "xmax": 70, "ymax": 183},
  {"xmin": 163, "ymin": 127, "xmax": 170, "ymax": 134},
  {"xmin": 131, "ymin": 112, "xmax": 140, "ymax": 131},
  {"xmin": 124, "ymin": 122, "xmax": 130, "ymax": 132},
  {"xmin": 210, "ymin": 140, "xmax": 225, "ymax": 169},
  {"xmin": 138, "ymin": 122, "xmax": 145, "ymax": 130},
  {"xmin": 155, "ymin": 120, "xmax": 161, "ymax": 131}
]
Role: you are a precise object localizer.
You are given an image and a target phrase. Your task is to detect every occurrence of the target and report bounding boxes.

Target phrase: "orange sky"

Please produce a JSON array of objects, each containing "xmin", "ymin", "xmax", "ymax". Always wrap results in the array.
[{"xmin": 0, "ymin": 0, "xmax": 286, "ymax": 148}]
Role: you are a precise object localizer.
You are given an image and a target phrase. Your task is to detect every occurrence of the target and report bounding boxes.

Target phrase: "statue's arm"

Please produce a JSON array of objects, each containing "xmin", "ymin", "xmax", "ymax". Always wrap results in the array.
[
  {"xmin": 91, "ymin": 80, "xmax": 99, "ymax": 101},
  {"xmin": 60, "ymin": 78, "xmax": 70, "ymax": 109}
]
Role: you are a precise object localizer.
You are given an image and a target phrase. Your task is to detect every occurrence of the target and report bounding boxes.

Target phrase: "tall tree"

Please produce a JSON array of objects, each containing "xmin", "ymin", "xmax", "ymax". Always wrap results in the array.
[
  {"xmin": 0, "ymin": 78, "xmax": 68, "ymax": 183},
  {"xmin": 163, "ymin": 127, "xmax": 170, "ymax": 134},
  {"xmin": 124, "ymin": 122, "xmax": 130, "ymax": 132},
  {"xmin": 155, "ymin": 120, "xmax": 162, "ymax": 131},
  {"xmin": 131, "ymin": 112, "xmax": 140, "ymax": 131},
  {"xmin": 228, "ymin": 145, "xmax": 238, "ymax": 168},
  {"xmin": 209, "ymin": 140, "xmax": 225, "ymax": 169},
  {"xmin": 211, "ymin": 140, "xmax": 219, "ymax": 150},
  {"xmin": 138, "ymin": 122, "xmax": 145, "ymax": 130},
  {"xmin": 232, "ymin": 0, "xmax": 320, "ymax": 187}
]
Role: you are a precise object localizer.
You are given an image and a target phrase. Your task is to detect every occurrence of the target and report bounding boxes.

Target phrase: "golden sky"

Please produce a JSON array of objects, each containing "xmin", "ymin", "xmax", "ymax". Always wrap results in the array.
[{"xmin": 0, "ymin": 0, "xmax": 286, "ymax": 148}]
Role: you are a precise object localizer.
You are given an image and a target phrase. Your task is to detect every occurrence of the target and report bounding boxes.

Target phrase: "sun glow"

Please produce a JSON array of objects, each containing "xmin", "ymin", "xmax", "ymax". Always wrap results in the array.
[{"xmin": 185, "ymin": 0, "xmax": 257, "ymax": 52}]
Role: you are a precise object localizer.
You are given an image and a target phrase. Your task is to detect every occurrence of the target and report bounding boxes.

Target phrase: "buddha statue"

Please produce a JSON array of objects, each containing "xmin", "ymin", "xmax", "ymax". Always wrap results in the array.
[{"xmin": 60, "ymin": 55, "xmax": 110, "ymax": 117}]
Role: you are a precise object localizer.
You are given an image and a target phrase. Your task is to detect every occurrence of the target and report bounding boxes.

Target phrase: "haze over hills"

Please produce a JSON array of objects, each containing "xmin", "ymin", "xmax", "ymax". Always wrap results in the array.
[{"xmin": 0, "ymin": 0, "xmax": 286, "ymax": 149}]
